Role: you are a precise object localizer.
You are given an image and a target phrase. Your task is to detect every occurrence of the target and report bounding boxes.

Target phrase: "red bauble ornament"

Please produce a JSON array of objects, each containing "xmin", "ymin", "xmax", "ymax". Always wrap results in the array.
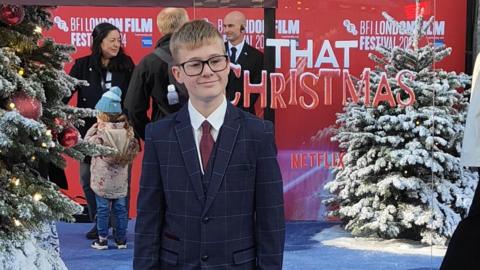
[
  {"xmin": 58, "ymin": 126, "xmax": 79, "ymax": 148},
  {"xmin": 0, "ymin": 5, "xmax": 25, "ymax": 26},
  {"xmin": 54, "ymin": 117, "xmax": 66, "ymax": 128},
  {"xmin": 11, "ymin": 92, "xmax": 42, "ymax": 120},
  {"xmin": 47, "ymin": 117, "xmax": 69, "ymax": 141},
  {"xmin": 47, "ymin": 129, "xmax": 58, "ymax": 141}
]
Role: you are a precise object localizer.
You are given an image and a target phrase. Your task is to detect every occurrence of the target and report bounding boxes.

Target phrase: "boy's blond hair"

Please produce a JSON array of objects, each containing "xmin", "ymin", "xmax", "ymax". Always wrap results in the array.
[
  {"xmin": 156, "ymin": 8, "xmax": 189, "ymax": 34},
  {"xmin": 169, "ymin": 20, "xmax": 226, "ymax": 63}
]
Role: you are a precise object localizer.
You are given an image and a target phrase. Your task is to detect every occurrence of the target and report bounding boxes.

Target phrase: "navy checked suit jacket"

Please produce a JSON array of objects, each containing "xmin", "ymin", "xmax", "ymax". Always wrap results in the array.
[{"xmin": 134, "ymin": 102, "xmax": 285, "ymax": 270}]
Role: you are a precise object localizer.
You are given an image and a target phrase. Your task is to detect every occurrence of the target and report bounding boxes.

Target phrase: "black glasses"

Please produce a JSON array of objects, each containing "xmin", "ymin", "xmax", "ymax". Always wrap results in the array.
[{"xmin": 179, "ymin": 55, "xmax": 229, "ymax": 76}]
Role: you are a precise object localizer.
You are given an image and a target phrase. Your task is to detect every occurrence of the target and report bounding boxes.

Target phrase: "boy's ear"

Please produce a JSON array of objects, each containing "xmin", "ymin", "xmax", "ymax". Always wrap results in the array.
[{"xmin": 171, "ymin": 66, "xmax": 183, "ymax": 83}]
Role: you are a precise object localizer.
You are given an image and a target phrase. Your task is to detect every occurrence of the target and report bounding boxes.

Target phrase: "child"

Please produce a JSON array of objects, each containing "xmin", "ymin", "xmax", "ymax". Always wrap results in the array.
[
  {"xmin": 85, "ymin": 86, "xmax": 139, "ymax": 250},
  {"xmin": 134, "ymin": 20, "xmax": 285, "ymax": 269}
]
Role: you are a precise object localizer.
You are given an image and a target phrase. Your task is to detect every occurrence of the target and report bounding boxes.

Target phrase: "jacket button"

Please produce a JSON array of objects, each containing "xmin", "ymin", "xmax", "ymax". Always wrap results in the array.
[
  {"xmin": 201, "ymin": 255, "xmax": 209, "ymax": 261},
  {"xmin": 202, "ymin": 217, "xmax": 210, "ymax": 224},
  {"xmin": 82, "ymin": 98, "xmax": 87, "ymax": 101}
]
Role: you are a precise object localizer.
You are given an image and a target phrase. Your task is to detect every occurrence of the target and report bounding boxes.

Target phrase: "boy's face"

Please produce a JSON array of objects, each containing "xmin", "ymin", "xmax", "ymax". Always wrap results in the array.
[{"xmin": 172, "ymin": 41, "xmax": 229, "ymax": 106}]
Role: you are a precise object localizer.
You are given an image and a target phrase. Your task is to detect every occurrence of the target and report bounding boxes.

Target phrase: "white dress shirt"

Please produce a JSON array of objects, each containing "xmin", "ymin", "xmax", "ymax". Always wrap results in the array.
[{"xmin": 188, "ymin": 98, "xmax": 227, "ymax": 174}]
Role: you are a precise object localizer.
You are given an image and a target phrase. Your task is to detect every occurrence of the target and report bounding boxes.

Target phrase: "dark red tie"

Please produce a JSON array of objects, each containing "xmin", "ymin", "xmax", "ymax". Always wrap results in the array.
[{"xmin": 200, "ymin": 121, "xmax": 214, "ymax": 172}]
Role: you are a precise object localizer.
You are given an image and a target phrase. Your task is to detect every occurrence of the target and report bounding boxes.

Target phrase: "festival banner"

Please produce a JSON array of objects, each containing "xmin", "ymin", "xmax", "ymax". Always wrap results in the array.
[
  {"xmin": 272, "ymin": 0, "xmax": 466, "ymax": 220},
  {"xmin": 45, "ymin": 0, "xmax": 467, "ymax": 220}
]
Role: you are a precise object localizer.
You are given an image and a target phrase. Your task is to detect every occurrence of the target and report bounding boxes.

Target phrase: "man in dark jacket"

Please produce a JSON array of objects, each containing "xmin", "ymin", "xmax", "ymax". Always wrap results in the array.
[
  {"xmin": 124, "ymin": 8, "xmax": 189, "ymax": 140},
  {"xmin": 224, "ymin": 11, "xmax": 264, "ymax": 115},
  {"xmin": 440, "ymin": 184, "xmax": 480, "ymax": 270}
]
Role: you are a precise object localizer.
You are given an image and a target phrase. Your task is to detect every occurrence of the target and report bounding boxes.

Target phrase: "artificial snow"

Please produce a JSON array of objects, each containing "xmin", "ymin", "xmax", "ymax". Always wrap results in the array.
[
  {"xmin": 0, "ymin": 223, "xmax": 67, "ymax": 270},
  {"xmin": 0, "ymin": 238, "xmax": 67, "ymax": 270},
  {"xmin": 312, "ymin": 225, "xmax": 447, "ymax": 257}
]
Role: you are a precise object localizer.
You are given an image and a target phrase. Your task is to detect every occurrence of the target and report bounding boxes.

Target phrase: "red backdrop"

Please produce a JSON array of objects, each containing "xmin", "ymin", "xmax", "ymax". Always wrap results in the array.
[{"xmin": 44, "ymin": 0, "xmax": 467, "ymax": 220}]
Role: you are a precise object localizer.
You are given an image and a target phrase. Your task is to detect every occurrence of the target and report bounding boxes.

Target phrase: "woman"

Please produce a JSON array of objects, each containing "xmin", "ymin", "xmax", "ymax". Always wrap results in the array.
[{"xmin": 67, "ymin": 22, "xmax": 134, "ymax": 240}]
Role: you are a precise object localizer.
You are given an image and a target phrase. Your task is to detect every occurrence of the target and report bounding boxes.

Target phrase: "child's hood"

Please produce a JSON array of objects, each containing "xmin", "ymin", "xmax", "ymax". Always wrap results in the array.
[{"xmin": 97, "ymin": 122, "xmax": 131, "ymax": 156}]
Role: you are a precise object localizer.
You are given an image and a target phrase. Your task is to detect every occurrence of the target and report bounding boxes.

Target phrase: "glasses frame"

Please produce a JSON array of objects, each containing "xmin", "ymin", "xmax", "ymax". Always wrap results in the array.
[{"xmin": 178, "ymin": 55, "xmax": 229, "ymax": 76}]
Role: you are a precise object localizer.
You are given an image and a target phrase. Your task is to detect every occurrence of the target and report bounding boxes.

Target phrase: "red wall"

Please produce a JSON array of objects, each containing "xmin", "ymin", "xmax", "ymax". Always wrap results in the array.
[{"xmin": 45, "ymin": 0, "xmax": 467, "ymax": 220}]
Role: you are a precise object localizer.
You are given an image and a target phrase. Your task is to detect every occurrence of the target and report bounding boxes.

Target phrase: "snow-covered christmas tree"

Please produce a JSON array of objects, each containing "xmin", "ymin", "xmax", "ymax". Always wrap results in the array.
[
  {"xmin": 0, "ymin": 5, "xmax": 109, "ymax": 269},
  {"xmin": 324, "ymin": 1, "xmax": 478, "ymax": 245}
]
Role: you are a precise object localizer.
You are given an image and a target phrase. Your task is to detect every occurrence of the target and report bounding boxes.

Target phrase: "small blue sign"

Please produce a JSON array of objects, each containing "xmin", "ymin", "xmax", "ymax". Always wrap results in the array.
[
  {"xmin": 434, "ymin": 39, "xmax": 445, "ymax": 47},
  {"xmin": 142, "ymin": 37, "xmax": 153, "ymax": 48}
]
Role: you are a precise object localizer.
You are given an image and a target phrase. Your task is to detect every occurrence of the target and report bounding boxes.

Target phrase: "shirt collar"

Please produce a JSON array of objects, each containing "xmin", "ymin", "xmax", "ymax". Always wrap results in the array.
[
  {"xmin": 228, "ymin": 38, "xmax": 245, "ymax": 55},
  {"xmin": 188, "ymin": 98, "xmax": 227, "ymax": 131}
]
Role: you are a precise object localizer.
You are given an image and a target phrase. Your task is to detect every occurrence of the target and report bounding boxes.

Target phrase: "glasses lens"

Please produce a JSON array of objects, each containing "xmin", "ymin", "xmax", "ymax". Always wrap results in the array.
[
  {"xmin": 184, "ymin": 61, "xmax": 203, "ymax": 76},
  {"xmin": 182, "ymin": 56, "xmax": 228, "ymax": 76},
  {"xmin": 208, "ymin": 56, "xmax": 228, "ymax": 72}
]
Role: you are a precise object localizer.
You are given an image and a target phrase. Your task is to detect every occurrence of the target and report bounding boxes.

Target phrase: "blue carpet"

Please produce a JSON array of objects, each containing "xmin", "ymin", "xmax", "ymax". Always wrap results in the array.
[
  {"xmin": 58, "ymin": 221, "xmax": 135, "ymax": 270},
  {"xmin": 58, "ymin": 220, "xmax": 442, "ymax": 270}
]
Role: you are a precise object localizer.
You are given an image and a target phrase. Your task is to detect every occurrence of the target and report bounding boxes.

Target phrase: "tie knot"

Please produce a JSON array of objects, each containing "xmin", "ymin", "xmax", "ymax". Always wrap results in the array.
[{"xmin": 201, "ymin": 121, "xmax": 211, "ymax": 133}]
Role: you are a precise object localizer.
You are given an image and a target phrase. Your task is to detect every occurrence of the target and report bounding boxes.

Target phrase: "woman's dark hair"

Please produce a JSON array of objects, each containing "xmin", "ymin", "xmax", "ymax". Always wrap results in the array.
[{"xmin": 91, "ymin": 22, "xmax": 134, "ymax": 72}]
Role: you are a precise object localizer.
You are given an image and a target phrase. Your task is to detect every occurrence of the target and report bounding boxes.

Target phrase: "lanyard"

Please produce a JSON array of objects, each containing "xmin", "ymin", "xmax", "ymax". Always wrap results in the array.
[{"xmin": 101, "ymin": 71, "xmax": 112, "ymax": 91}]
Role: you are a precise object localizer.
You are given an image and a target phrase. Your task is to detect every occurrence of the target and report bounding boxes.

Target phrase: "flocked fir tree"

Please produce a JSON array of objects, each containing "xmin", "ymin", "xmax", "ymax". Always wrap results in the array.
[
  {"xmin": 0, "ymin": 5, "xmax": 112, "ymax": 268},
  {"xmin": 324, "ymin": 2, "xmax": 478, "ymax": 245}
]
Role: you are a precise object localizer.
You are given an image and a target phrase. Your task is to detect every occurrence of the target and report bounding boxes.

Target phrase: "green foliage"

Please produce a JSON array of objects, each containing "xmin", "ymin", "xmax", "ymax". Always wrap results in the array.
[{"xmin": 0, "ymin": 6, "xmax": 106, "ymax": 250}]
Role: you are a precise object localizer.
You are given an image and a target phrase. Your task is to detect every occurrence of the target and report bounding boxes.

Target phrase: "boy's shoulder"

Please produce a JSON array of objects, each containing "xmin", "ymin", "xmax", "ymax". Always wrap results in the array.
[
  {"xmin": 145, "ymin": 112, "xmax": 178, "ymax": 137},
  {"xmin": 233, "ymin": 106, "xmax": 274, "ymax": 136}
]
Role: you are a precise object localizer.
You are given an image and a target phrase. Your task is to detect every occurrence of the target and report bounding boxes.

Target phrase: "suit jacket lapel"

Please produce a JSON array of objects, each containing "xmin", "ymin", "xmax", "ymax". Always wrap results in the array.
[
  {"xmin": 202, "ymin": 103, "xmax": 241, "ymax": 216},
  {"xmin": 226, "ymin": 42, "xmax": 250, "ymax": 66},
  {"xmin": 236, "ymin": 44, "xmax": 250, "ymax": 66},
  {"xmin": 174, "ymin": 106, "xmax": 206, "ymax": 206}
]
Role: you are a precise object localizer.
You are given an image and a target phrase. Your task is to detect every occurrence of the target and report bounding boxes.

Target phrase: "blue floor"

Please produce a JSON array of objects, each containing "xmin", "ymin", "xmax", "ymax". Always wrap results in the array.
[{"xmin": 57, "ymin": 220, "xmax": 442, "ymax": 270}]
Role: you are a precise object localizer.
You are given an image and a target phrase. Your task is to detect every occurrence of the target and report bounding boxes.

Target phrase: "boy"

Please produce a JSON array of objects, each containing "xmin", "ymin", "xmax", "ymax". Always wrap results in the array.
[{"xmin": 134, "ymin": 20, "xmax": 285, "ymax": 269}]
